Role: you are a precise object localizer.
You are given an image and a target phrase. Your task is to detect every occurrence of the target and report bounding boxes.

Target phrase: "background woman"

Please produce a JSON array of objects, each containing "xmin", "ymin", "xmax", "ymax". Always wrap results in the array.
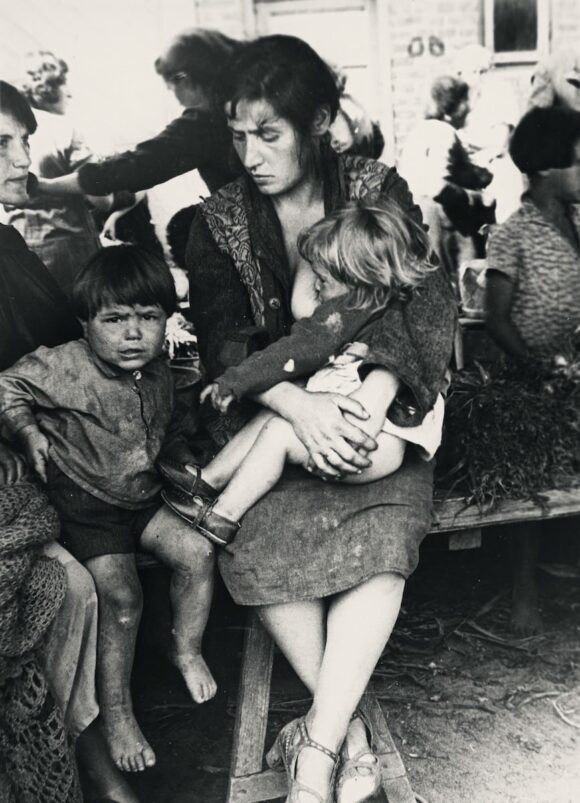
[
  {"xmin": 34, "ymin": 29, "xmax": 243, "ymax": 202},
  {"xmin": 186, "ymin": 36, "xmax": 455, "ymax": 803},
  {"xmin": 4, "ymin": 50, "xmax": 105, "ymax": 296},
  {"xmin": 398, "ymin": 74, "xmax": 493, "ymax": 282}
]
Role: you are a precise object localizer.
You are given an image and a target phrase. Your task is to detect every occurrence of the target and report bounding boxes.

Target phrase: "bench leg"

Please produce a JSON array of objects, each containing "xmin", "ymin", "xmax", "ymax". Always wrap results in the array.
[
  {"xmin": 359, "ymin": 692, "xmax": 416, "ymax": 803},
  {"xmin": 227, "ymin": 613, "xmax": 288, "ymax": 803}
]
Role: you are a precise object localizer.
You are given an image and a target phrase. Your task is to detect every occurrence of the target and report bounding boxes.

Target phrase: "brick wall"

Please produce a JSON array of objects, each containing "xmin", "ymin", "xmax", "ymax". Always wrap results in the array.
[
  {"xmin": 194, "ymin": 0, "xmax": 250, "ymax": 38},
  {"xmin": 551, "ymin": 0, "xmax": 580, "ymax": 50},
  {"xmin": 385, "ymin": 0, "xmax": 483, "ymax": 157}
]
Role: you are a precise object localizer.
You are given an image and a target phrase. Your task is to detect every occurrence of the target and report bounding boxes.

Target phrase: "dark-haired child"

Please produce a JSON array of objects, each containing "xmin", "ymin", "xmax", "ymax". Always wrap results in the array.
[
  {"xmin": 485, "ymin": 106, "xmax": 580, "ymax": 634},
  {"xmin": 0, "ymin": 245, "xmax": 218, "ymax": 774}
]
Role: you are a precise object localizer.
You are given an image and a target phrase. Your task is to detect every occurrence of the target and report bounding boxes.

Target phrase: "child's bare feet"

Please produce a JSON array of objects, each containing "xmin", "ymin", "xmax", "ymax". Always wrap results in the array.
[
  {"xmin": 102, "ymin": 707, "xmax": 156, "ymax": 773},
  {"xmin": 172, "ymin": 650, "xmax": 217, "ymax": 703}
]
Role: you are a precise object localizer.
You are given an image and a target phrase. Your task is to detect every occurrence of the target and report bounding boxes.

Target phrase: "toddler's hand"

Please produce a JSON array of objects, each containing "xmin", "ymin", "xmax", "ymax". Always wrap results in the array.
[
  {"xmin": 200, "ymin": 383, "xmax": 235, "ymax": 413},
  {"xmin": 18, "ymin": 425, "xmax": 50, "ymax": 482}
]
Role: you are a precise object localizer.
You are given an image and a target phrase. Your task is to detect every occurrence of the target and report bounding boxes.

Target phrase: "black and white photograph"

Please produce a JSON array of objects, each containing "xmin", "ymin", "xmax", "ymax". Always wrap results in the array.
[{"xmin": 0, "ymin": 1, "xmax": 579, "ymax": 801}]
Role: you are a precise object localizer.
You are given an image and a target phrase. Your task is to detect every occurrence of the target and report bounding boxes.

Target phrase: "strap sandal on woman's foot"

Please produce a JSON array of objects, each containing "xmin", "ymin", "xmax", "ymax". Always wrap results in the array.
[
  {"xmin": 158, "ymin": 459, "xmax": 218, "ymax": 503},
  {"xmin": 335, "ymin": 709, "xmax": 381, "ymax": 803},
  {"xmin": 266, "ymin": 716, "xmax": 338, "ymax": 803},
  {"xmin": 161, "ymin": 490, "xmax": 239, "ymax": 547}
]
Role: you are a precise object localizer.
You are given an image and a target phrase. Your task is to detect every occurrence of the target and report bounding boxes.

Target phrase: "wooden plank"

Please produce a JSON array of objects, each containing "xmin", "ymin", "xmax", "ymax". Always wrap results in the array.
[
  {"xmin": 432, "ymin": 487, "xmax": 580, "ymax": 534},
  {"xmin": 228, "ymin": 614, "xmax": 276, "ymax": 790},
  {"xmin": 359, "ymin": 693, "xmax": 416, "ymax": 803},
  {"xmin": 227, "ymin": 768, "xmax": 287, "ymax": 803}
]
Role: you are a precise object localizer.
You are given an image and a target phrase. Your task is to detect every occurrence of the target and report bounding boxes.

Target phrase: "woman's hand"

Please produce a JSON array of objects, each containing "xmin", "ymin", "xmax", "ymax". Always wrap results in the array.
[
  {"xmin": 0, "ymin": 440, "xmax": 28, "ymax": 485},
  {"xmin": 258, "ymin": 383, "xmax": 377, "ymax": 477}
]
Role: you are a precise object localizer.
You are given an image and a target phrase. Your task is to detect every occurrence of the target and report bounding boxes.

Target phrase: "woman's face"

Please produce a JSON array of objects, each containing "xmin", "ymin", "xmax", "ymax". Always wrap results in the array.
[
  {"xmin": 0, "ymin": 111, "xmax": 31, "ymax": 205},
  {"xmin": 165, "ymin": 73, "xmax": 209, "ymax": 110},
  {"xmin": 226, "ymin": 98, "xmax": 308, "ymax": 197}
]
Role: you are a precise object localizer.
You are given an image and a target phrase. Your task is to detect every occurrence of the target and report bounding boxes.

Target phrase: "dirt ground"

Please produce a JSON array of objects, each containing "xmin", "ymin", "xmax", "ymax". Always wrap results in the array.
[{"xmin": 106, "ymin": 529, "xmax": 580, "ymax": 803}]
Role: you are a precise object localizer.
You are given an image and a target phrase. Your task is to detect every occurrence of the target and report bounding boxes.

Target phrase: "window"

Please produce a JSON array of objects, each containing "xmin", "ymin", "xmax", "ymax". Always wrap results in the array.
[{"xmin": 484, "ymin": 0, "xmax": 549, "ymax": 63}]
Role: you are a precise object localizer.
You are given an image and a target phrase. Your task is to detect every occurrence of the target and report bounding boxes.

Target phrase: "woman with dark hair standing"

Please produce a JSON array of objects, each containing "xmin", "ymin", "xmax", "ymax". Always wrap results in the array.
[
  {"xmin": 183, "ymin": 36, "xmax": 455, "ymax": 803},
  {"xmin": 35, "ymin": 29, "xmax": 243, "ymax": 200}
]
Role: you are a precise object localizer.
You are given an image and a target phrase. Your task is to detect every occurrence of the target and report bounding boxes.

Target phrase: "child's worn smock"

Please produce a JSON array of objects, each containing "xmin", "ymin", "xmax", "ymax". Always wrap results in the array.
[{"xmin": 305, "ymin": 342, "xmax": 445, "ymax": 461}]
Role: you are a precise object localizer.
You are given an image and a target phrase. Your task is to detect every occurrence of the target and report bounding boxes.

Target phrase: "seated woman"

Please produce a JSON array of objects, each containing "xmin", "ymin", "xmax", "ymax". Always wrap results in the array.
[
  {"xmin": 185, "ymin": 36, "xmax": 456, "ymax": 803},
  {"xmin": 485, "ymin": 106, "xmax": 580, "ymax": 634},
  {"xmin": 163, "ymin": 197, "xmax": 444, "ymax": 545},
  {"xmin": 398, "ymin": 75, "xmax": 493, "ymax": 282},
  {"xmin": 0, "ymin": 80, "xmax": 138, "ymax": 803}
]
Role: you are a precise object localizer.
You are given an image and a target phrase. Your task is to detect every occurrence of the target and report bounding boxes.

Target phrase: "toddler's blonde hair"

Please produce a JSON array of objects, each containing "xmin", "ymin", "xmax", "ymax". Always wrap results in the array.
[{"xmin": 298, "ymin": 197, "xmax": 434, "ymax": 310}]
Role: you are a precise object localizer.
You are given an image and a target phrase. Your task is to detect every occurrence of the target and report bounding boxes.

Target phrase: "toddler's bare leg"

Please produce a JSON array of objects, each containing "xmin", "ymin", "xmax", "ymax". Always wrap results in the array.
[
  {"xmin": 84, "ymin": 553, "xmax": 155, "ymax": 773},
  {"xmin": 340, "ymin": 431, "xmax": 405, "ymax": 484},
  {"xmin": 213, "ymin": 415, "xmax": 308, "ymax": 522},
  {"xmin": 200, "ymin": 408, "xmax": 275, "ymax": 490},
  {"xmin": 140, "ymin": 505, "xmax": 217, "ymax": 703}
]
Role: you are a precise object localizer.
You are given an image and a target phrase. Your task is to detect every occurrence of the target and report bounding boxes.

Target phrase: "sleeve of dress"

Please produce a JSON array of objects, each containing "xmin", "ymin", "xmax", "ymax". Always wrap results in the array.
[
  {"xmin": 213, "ymin": 299, "xmax": 373, "ymax": 400},
  {"xmin": 185, "ymin": 211, "xmax": 255, "ymax": 381},
  {"xmin": 486, "ymin": 220, "xmax": 520, "ymax": 284},
  {"xmin": 76, "ymin": 111, "xmax": 219, "ymax": 194}
]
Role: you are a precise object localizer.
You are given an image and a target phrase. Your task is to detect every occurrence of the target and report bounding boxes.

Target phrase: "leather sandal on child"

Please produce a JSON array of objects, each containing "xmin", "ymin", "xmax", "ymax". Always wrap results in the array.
[
  {"xmin": 158, "ymin": 459, "xmax": 218, "ymax": 503},
  {"xmin": 161, "ymin": 490, "xmax": 239, "ymax": 547}
]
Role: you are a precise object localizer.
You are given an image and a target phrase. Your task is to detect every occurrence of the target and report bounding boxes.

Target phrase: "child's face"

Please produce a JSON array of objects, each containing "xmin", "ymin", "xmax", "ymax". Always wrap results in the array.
[
  {"xmin": 82, "ymin": 304, "xmax": 167, "ymax": 371},
  {"xmin": 313, "ymin": 266, "xmax": 349, "ymax": 304}
]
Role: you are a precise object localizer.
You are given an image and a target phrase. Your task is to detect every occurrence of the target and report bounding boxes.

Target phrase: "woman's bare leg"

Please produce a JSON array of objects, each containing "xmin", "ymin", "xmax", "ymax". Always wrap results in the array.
[
  {"xmin": 261, "ymin": 573, "xmax": 404, "ymax": 802},
  {"xmin": 257, "ymin": 599, "xmax": 326, "ymax": 693}
]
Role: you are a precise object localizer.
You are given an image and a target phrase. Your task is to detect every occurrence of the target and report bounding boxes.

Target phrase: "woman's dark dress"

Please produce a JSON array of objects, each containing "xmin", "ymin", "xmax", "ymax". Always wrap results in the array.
[{"xmin": 0, "ymin": 224, "xmax": 80, "ymax": 371}]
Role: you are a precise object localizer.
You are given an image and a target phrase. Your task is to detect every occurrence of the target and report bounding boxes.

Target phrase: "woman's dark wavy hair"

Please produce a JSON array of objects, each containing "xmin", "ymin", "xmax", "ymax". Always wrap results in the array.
[
  {"xmin": 509, "ymin": 106, "xmax": 580, "ymax": 175},
  {"xmin": 425, "ymin": 76, "xmax": 469, "ymax": 121},
  {"xmin": 20, "ymin": 51, "xmax": 68, "ymax": 110},
  {"xmin": 71, "ymin": 245, "xmax": 176, "ymax": 321},
  {"xmin": 219, "ymin": 35, "xmax": 340, "ymax": 140},
  {"xmin": 0, "ymin": 81, "xmax": 37, "ymax": 133},
  {"xmin": 155, "ymin": 28, "xmax": 242, "ymax": 96}
]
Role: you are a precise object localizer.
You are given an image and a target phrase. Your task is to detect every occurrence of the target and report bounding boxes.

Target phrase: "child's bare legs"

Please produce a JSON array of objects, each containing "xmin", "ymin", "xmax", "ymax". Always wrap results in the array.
[
  {"xmin": 211, "ymin": 416, "xmax": 309, "ymax": 521},
  {"xmin": 139, "ymin": 504, "xmax": 217, "ymax": 703},
  {"xmin": 212, "ymin": 417, "xmax": 403, "ymax": 523},
  {"xmin": 196, "ymin": 408, "xmax": 275, "ymax": 491},
  {"xmin": 84, "ymin": 553, "xmax": 155, "ymax": 773},
  {"xmin": 77, "ymin": 718, "xmax": 141, "ymax": 802}
]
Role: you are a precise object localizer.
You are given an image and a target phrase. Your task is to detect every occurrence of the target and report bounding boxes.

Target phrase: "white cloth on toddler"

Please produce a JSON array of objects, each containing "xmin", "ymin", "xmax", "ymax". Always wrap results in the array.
[{"xmin": 305, "ymin": 342, "xmax": 445, "ymax": 461}]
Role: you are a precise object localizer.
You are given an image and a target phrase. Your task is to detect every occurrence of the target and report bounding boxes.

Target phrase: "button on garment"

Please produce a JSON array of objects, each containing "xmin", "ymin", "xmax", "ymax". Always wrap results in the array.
[{"xmin": 268, "ymin": 297, "xmax": 281, "ymax": 310}]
